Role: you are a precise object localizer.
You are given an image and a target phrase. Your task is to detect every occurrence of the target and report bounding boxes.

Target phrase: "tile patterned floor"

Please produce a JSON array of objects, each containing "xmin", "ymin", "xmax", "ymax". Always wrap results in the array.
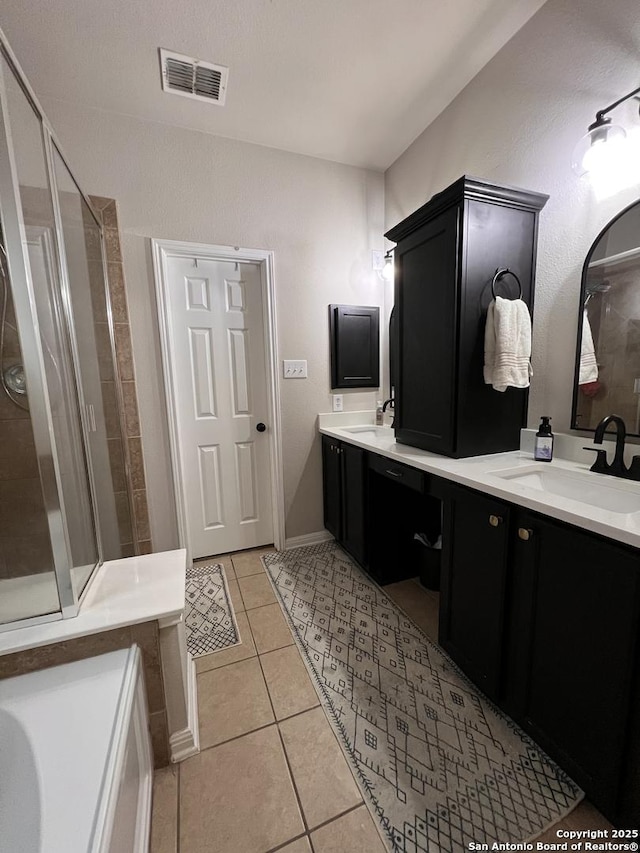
[{"xmin": 150, "ymin": 548, "xmax": 613, "ymax": 853}]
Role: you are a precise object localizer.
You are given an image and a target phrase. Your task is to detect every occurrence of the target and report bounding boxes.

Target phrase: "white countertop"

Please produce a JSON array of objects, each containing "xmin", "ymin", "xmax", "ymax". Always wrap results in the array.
[
  {"xmin": 0, "ymin": 549, "xmax": 187, "ymax": 656},
  {"xmin": 319, "ymin": 413, "xmax": 640, "ymax": 550}
]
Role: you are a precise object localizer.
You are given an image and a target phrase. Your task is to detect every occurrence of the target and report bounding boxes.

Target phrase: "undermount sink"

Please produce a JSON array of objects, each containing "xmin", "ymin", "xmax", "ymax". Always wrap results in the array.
[
  {"xmin": 489, "ymin": 464, "xmax": 640, "ymax": 515},
  {"xmin": 341, "ymin": 425, "xmax": 392, "ymax": 439}
]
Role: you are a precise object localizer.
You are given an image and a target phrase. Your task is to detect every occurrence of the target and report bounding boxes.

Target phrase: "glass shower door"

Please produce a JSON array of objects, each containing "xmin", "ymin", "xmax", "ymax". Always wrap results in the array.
[
  {"xmin": 52, "ymin": 149, "xmax": 127, "ymax": 596},
  {"xmin": 0, "ymin": 51, "xmax": 98, "ymax": 622}
]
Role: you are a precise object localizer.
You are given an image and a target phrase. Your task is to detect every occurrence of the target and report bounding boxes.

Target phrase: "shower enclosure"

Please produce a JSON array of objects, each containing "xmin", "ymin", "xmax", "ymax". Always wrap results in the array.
[{"xmin": 0, "ymin": 32, "xmax": 135, "ymax": 629}]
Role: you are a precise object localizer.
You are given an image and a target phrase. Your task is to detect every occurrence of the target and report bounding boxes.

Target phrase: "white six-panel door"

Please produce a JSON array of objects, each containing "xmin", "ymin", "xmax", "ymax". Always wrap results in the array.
[{"xmin": 165, "ymin": 256, "xmax": 273, "ymax": 558}]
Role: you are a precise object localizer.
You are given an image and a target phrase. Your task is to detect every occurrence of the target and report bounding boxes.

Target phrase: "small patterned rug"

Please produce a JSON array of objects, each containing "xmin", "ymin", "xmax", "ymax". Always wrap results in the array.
[
  {"xmin": 263, "ymin": 542, "xmax": 583, "ymax": 853},
  {"xmin": 185, "ymin": 563, "xmax": 240, "ymax": 658}
]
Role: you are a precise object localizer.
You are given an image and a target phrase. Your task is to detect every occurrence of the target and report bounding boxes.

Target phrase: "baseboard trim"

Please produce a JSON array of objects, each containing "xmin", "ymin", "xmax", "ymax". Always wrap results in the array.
[
  {"xmin": 169, "ymin": 655, "xmax": 200, "ymax": 763},
  {"xmin": 284, "ymin": 531, "xmax": 334, "ymax": 550}
]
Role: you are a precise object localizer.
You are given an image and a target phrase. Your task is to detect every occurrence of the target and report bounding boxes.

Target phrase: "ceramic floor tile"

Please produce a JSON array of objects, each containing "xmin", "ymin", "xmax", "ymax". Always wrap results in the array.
[
  {"xmin": 410, "ymin": 595, "xmax": 439, "ymax": 641},
  {"xmin": 180, "ymin": 725, "xmax": 304, "ymax": 853},
  {"xmin": 194, "ymin": 553, "xmax": 236, "ymax": 580},
  {"xmin": 238, "ymin": 572, "xmax": 277, "ymax": 609},
  {"xmin": 197, "ymin": 656, "xmax": 274, "ymax": 748},
  {"xmin": 195, "ymin": 610, "xmax": 256, "ymax": 674},
  {"xmin": 218, "ymin": 554, "xmax": 237, "ymax": 580},
  {"xmin": 385, "ymin": 581, "xmax": 440, "ymax": 641},
  {"xmin": 310, "ymin": 805, "xmax": 387, "ymax": 853},
  {"xmin": 278, "ymin": 838, "xmax": 313, "ymax": 853},
  {"xmin": 260, "ymin": 645, "xmax": 319, "ymax": 720},
  {"xmin": 227, "ymin": 576, "xmax": 245, "ymax": 613},
  {"xmin": 247, "ymin": 601, "xmax": 294, "ymax": 653},
  {"xmin": 563, "ymin": 800, "xmax": 613, "ymax": 829},
  {"xmin": 279, "ymin": 706, "xmax": 362, "ymax": 829},
  {"xmin": 231, "ymin": 546, "xmax": 275, "ymax": 578},
  {"xmin": 149, "ymin": 766, "xmax": 178, "ymax": 853},
  {"xmin": 534, "ymin": 800, "xmax": 612, "ymax": 842},
  {"xmin": 410, "ymin": 576, "xmax": 440, "ymax": 599}
]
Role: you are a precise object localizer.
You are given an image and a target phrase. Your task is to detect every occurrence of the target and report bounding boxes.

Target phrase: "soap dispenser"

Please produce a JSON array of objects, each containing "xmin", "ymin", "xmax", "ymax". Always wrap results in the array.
[
  {"xmin": 534, "ymin": 416, "xmax": 554, "ymax": 462},
  {"xmin": 375, "ymin": 400, "xmax": 384, "ymax": 426}
]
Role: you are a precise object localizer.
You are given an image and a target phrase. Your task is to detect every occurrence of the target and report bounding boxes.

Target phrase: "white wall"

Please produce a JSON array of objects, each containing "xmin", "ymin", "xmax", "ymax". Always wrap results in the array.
[
  {"xmin": 37, "ymin": 0, "xmax": 639, "ymax": 549},
  {"xmin": 385, "ymin": 0, "xmax": 640, "ymax": 434},
  {"xmin": 39, "ymin": 100, "xmax": 386, "ymax": 548}
]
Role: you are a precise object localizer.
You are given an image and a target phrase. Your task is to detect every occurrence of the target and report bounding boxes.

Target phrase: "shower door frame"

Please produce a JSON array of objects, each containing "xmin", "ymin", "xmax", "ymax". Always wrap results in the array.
[
  {"xmin": 0, "ymin": 29, "xmax": 130, "ymax": 630},
  {"xmin": 0, "ymin": 53, "xmax": 78, "ymax": 622}
]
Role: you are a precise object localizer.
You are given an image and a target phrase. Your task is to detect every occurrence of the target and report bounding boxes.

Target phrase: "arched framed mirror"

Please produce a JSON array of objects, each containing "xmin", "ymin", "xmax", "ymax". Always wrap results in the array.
[{"xmin": 572, "ymin": 198, "xmax": 640, "ymax": 436}]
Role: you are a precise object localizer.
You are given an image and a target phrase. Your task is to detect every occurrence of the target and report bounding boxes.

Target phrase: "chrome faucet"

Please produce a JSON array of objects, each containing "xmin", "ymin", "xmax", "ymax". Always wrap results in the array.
[{"xmin": 584, "ymin": 415, "xmax": 640, "ymax": 480}]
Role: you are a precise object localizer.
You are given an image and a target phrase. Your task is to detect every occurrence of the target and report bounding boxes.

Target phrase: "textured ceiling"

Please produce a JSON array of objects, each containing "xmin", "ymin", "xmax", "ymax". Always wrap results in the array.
[{"xmin": 1, "ymin": 0, "xmax": 547, "ymax": 170}]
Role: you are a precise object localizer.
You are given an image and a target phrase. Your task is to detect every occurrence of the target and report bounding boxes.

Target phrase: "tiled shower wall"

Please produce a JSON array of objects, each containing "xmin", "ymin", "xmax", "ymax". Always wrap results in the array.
[
  {"xmin": 0, "ymin": 286, "xmax": 53, "ymax": 579},
  {"xmin": 89, "ymin": 196, "xmax": 151, "ymax": 555},
  {"xmin": 0, "ymin": 191, "xmax": 150, "ymax": 578}
]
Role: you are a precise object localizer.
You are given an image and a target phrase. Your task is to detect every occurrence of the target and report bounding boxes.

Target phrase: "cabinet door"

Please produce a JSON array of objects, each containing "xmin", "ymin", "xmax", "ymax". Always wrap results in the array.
[
  {"xmin": 395, "ymin": 205, "xmax": 459, "ymax": 455},
  {"xmin": 439, "ymin": 484, "xmax": 511, "ymax": 700},
  {"xmin": 321, "ymin": 435, "xmax": 342, "ymax": 538},
  {"xmin": 329, "ymin": 304, "xmax": 380, "ymax": 389},
  {"xmin": 341, "ymin": 442, "xmax": 367, "ymax": 567},
  {"xmin": 507, "ymin": 511, "xmax": 640, "ymax": 814}
]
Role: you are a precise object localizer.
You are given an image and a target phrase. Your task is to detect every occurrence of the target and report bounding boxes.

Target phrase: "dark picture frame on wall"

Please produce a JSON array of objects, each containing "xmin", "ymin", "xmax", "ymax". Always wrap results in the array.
[{"xmin": 329, "ymin": 304, "xmax": 380, "ymax": 389}]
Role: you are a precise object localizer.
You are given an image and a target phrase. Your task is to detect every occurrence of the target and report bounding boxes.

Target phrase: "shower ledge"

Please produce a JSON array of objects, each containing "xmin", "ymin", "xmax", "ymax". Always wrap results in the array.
[
  {"xmin": 0, "ymin": 549, "xmax": 187, "ymax": 656},
  {"xmin": 0, "ymin": 550, "xmax": 199, "ymax": 763}
]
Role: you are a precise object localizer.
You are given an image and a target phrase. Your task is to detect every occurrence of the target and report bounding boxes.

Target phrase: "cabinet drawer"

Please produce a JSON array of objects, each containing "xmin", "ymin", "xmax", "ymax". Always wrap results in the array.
[{"xmin": 368, "ymin": 453, "xmax": 424, "ymax": 493}]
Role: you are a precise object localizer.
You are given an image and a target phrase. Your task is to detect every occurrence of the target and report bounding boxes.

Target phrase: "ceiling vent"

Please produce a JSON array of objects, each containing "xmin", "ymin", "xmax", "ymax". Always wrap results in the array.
[{"xmin": 159, "ymin": 49, "xmax": 228, "ymax": 106}]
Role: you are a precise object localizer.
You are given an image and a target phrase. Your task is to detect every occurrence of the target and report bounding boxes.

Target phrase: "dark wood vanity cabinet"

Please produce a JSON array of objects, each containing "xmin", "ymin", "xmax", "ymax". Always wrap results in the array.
[
  {"xmin": 322, "ymin": 435, "xmax": 342, "ymax": 539},
  {"xmin": 438, "ymin": 483, "xmax": 512, "ymax": 701},
  {"xmin": 321, "ymin": 435, "xmax": 368, "ymax": 567},
  {"xmin": 321, "ymin": 438, "xmax": 442, "ymax": 584},
  {"xmin": 505, "ymin": 510, "xmax": 640, "ymax": 820},
  {"xmin": 439, "ymin": 480, "xmax": 640, "ymax": 825},
  {"xmin": 385, "ymin": 176, "xmax": 548, "ymax": 457},
  {"xmin": 367, "ymin": 455, "xmax": 441, "ymax": 585}
]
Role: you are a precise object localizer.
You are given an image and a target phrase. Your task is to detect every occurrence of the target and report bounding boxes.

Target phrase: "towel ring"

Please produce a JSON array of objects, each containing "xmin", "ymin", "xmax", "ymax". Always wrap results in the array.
[{"xmin": 491, "ymin": 268, "xmax": 522, "ymax": 300}]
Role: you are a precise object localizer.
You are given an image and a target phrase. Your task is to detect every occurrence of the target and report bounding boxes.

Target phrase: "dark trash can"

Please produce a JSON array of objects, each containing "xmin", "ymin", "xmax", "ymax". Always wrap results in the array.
[{"xmin": 414, "ymin": 536, "xmax": 441, "ymax": 591}]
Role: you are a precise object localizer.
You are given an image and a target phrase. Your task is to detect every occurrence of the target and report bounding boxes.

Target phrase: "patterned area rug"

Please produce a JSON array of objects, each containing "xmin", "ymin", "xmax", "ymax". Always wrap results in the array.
[
  {"xmin": 263, "ymin": 542, "xmax": 582, "ymax": 853},
  {"xmin": 185, "ymin": 563, "xmax": 240, "ymax": 658}
]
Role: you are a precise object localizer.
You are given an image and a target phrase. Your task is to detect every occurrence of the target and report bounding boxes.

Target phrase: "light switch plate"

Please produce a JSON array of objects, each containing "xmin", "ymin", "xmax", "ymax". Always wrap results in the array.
[{"xmin": 283, "ymin": 359, "xmax": 308, "ymax": 378}]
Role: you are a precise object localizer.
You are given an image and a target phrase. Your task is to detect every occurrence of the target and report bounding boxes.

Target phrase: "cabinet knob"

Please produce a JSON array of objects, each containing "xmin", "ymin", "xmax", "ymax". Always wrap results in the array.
[
  {"xmin": 518, "ymin": 528, "xmax": 533, "ymax": 541},
  {"xmin": 488, "ymin": 515, "xmax": 503, "ymax": 527}
]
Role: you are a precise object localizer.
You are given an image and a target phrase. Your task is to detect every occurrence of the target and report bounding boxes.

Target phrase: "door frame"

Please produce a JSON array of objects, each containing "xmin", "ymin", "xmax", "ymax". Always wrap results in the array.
[{"xmin": 151, "ymin": 238, "xmax": 285, "ymax": 560}]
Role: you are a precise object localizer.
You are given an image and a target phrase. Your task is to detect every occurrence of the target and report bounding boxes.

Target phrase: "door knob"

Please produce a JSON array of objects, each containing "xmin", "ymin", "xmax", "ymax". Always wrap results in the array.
[
  {"xmin": 518, "ymin": 528, "xmax": 533, "ymax": 541},
  {"xmin": 256, "ymin": 422, "xmax": 266, "ymax": 432},
  {"xmin": 488, "ymin": 515, "xmax": 503, "ymax": 527}
]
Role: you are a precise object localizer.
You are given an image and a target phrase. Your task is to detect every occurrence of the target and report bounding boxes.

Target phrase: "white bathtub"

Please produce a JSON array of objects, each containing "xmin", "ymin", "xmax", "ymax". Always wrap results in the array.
[{"xmin": 0, "ymin": 646, "xmax": 153, "ymax": 853}]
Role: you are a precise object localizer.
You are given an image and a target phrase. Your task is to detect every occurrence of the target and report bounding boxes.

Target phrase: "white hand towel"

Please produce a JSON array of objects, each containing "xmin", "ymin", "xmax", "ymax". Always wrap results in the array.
[
  {"xmin": 579, "ymin": 310, "xmax": 598, "ymax": 384},
  {"xmin": 483, "ymin": 296, "xmax": 532, "ymax": 392}
]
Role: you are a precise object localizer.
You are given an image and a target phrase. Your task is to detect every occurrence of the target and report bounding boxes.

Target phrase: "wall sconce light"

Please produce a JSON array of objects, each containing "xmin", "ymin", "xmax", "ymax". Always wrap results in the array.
[
  {"xmin": 381, "ymin": 251, "xmax": 394, "ymax": 282},
  {"xmin": 572, "ymin": 84, "xmax": 640, "ymax": 177}
]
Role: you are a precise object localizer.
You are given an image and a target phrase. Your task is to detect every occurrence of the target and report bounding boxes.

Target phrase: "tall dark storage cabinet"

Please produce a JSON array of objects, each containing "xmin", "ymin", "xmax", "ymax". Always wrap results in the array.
[{"xmin": 385, "ymin": 176, "xmax": 548, "ymax": 458}]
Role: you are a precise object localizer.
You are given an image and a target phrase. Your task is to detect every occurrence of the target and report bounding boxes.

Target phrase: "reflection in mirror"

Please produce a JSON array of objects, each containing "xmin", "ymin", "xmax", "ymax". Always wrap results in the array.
[{"xmin": 572, "ymin": 199, "xmax": 640, "ymax": 436}]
